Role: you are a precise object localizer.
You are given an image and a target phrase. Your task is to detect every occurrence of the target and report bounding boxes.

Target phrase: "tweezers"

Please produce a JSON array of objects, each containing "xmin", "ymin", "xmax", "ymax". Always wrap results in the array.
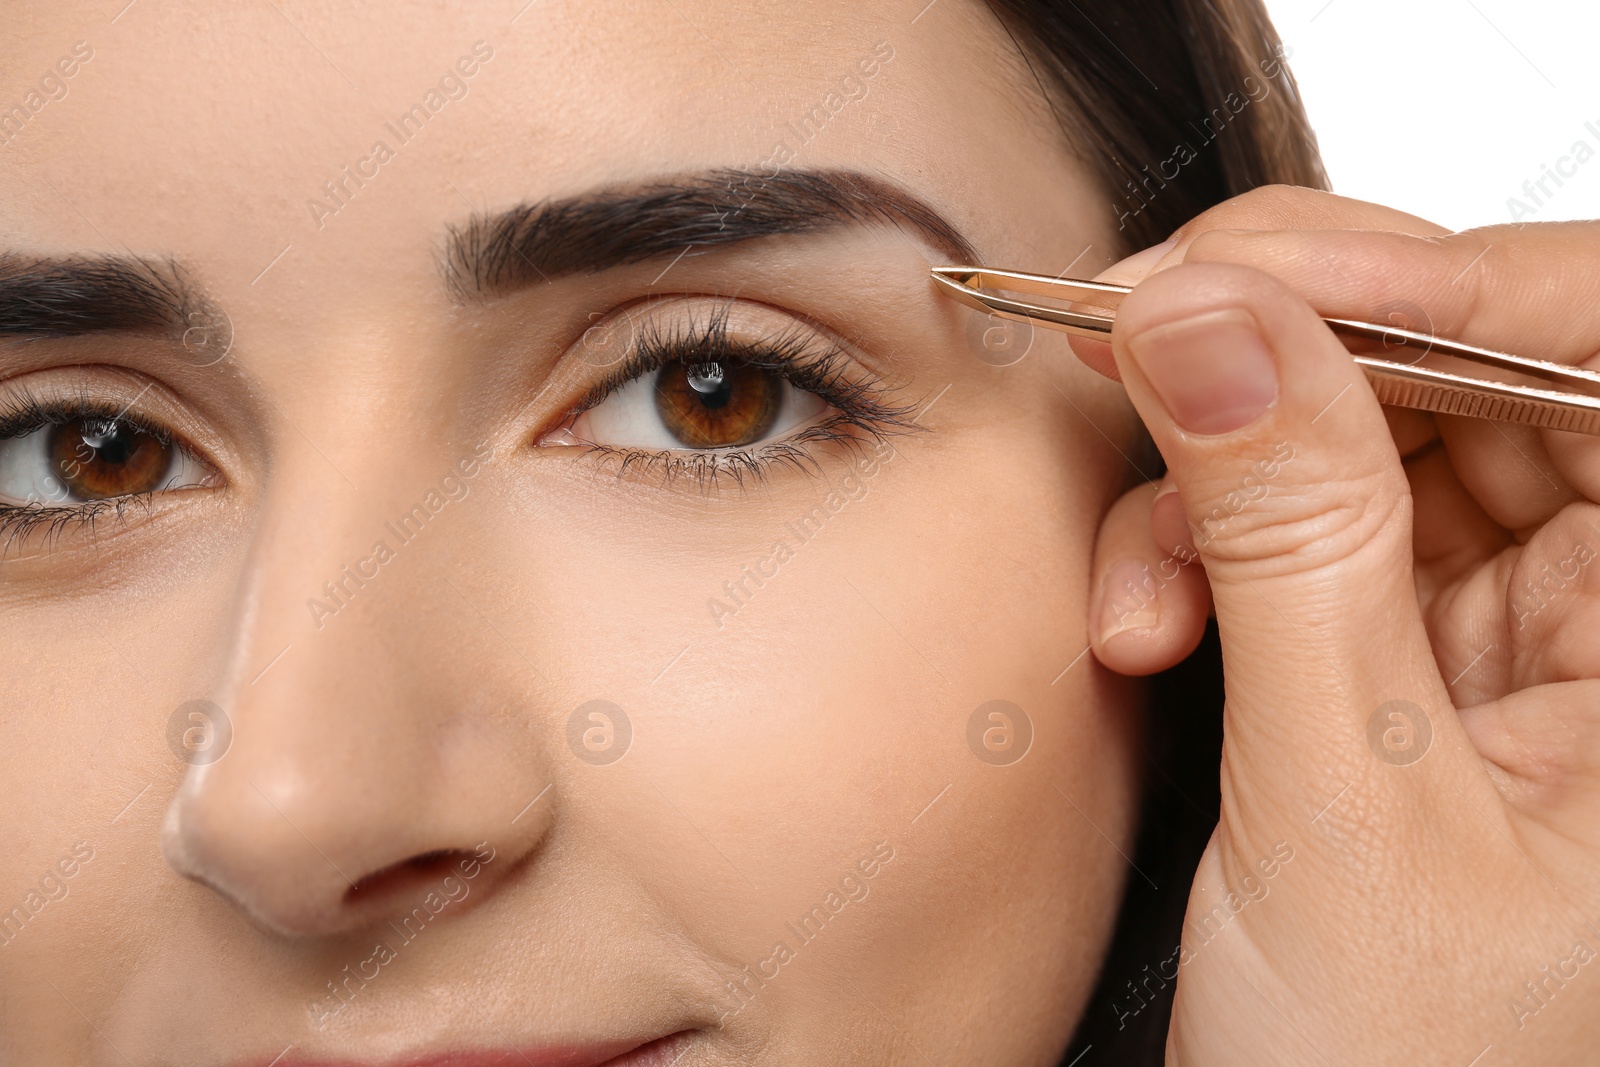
[{"xmin": 931, "ymin": 266, "xmax": 1600, "ymax": 435}]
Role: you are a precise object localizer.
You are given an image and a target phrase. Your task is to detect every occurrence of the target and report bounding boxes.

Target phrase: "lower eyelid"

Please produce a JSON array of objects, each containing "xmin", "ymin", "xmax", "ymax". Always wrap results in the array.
[
  {"xmin": 571, "ymin": 368, "xmax": 832, "ymax": 454},
  {"xmin": 569, "ymin": 411, "xmax": 884, "ymax": 493},
  {"xmin": 0, "ymin": 422, "xmax": 219, "ymax": 509},
  {"xmin": 538, "ymin": 305, "xmax": 924, "ymax": 495},
  {"xmin": 0, "ymin": 369, "xmax": 235, "ymax": 491}
]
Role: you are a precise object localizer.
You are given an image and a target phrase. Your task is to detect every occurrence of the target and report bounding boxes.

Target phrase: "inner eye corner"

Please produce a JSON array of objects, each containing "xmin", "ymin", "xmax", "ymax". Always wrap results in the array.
[
  {"xmin": 535, "ymin": 301, "xmax": 901, "ymax": 489},
  {"xmin": 0, "ymin": 404, "xmax": 224, "ymax": 517}
]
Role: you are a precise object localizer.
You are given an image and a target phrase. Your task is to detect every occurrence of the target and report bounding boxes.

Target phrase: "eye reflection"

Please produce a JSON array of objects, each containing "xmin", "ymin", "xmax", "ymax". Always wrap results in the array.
[
  {"xmin": 654, "ymin": 360, "xmax": 783, "ymax": 448},
  {"xmin": 0, "ymin": 413, "xmax": 216, "ymax": 507},
  {"xmin": 49, "ymin": 418, "xmax": 173, "ymax": 499},
  {"xmin": 540, "ymin": 298, "xmax": 919, "ymax": 485},
  {"xmin": 567, "ymin": 357, "xmax": 829, "ymax": 453}
]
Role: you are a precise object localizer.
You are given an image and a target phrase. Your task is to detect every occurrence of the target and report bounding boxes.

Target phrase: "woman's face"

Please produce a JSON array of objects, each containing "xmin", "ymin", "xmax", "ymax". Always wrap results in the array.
[{"xmin": 0, "ymin": 2, "xmax": 1144, "ymax": 1063}]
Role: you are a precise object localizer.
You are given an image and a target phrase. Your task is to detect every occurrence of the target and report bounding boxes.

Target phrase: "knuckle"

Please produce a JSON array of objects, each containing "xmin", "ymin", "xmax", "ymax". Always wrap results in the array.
[
  {"xmin": 1177, "ymin": 184, "xmax": 1335, "ymax": 239},
  {"xmin": 1190, "ymin": 465, "xmax": 1410, "ymax": 581},
  {"xmin": 1428, "ymin": 230, "xmax": 1497, "ymax": 337}
]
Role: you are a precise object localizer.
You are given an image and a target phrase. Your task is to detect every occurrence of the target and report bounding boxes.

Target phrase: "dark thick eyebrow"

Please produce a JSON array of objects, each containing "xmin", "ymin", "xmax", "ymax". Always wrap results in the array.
[
  {"xmin": 0, "ymin": 253, "xmax": 198, "ymax": 338},
  {"xmin": 443, "ymin": 168, "xmax": 980, "ymax": 300}
]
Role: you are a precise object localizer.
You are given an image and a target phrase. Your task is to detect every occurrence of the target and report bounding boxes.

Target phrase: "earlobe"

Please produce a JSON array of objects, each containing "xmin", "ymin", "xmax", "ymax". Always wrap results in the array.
[{"xmin": 1088, "ymin": 479, "xmax": 1212, "ymax": 676}]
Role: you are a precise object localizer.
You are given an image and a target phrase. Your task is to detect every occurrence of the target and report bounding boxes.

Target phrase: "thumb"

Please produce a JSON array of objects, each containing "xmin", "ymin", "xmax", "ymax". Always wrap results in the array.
[
  {"xmin": 1109, "ymin": 262, "xmax": 1470, "ymax": 808},
  {"xmin": 1067, "ymin": 236, "xmax": 1180, "ymax": 382}
]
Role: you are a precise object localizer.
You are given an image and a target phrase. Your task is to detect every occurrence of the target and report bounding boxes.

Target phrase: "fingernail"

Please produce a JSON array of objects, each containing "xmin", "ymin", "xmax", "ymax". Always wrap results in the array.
[
  {"xmin": 1096, "ymin": 558, "xmax": 1160, "ymax": 642},
  {"xmin": 1097, "ymin": 236, "xmax": 1178, "ymax": 284},
  {"xmin": 1150, "ymin": 482, "xmax": 1196, "ymax": 560},
  {"xmin": 1126, "ymin": 308, "xmax": 1278, "ymax": 435}
]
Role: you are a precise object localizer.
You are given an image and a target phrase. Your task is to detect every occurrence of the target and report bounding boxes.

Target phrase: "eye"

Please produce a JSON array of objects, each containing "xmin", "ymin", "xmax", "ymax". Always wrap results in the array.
[
  {"xmin": 0, "ymin": 413, "xmax": 217, "ymax": 507},
  {"xmin": 567, "ymin": 357, "xmax": 829, "ymax": 451},
  {"xmin": 538, "ymin": 299, "xmax": 922, "ymax": 489}
]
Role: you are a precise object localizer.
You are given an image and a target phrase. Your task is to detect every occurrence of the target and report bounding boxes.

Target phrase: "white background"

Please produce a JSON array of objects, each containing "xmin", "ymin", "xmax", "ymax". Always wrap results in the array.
[{"xmin": 1263, "ymin": 0, "xmax": 1600, "ymax": 230}]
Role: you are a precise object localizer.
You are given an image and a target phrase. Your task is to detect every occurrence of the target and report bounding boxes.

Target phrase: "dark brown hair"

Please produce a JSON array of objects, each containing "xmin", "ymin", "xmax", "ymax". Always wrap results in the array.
[
  {"xmin": 975, "ymin": 2, "xmax": 1327, "ymax": 1062},
  {"xmin": 987, "ymin": 0, "xmax": 1326, "ymax": 253}
]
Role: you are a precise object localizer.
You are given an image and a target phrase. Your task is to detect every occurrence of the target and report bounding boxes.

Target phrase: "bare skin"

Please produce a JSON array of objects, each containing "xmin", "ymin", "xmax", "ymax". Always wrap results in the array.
[
  {"xmin": 0, "ymin": 2, "xmax": 1143, "ymax": 1064},
  {"xmin": 1083, "ymin": 192, "xmax": 1600, "ymax": 1066},
  {"xmin": 7, "ymin": 2, "xmax": 1596, "ymax": 1065}
]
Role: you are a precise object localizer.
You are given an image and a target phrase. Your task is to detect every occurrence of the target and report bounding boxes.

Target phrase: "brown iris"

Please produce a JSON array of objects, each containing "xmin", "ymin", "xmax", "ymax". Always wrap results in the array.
[
  {"xmin": 653, "ymin": 360, "xmax": 781, "ymax": 448},
  {"xmin": 47, "ymin": 418, "xmax": 172, "ymax": 500}
]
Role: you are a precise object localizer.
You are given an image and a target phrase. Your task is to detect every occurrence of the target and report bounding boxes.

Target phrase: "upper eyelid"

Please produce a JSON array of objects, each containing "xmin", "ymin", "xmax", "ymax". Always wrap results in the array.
[
  {"xmin": 572, "ymin": 292, "xmax": 879, "ymax": 369},
  {"xmin": 0, "ymin": 371, "xmax": 226, "ymax": 470},
  {"xmin": 0, "ymin": 396, "xmax": 175, "ymax": 444},
  {"xmin": 569, "ymin": 303, "xmax": 847, "ymax": 412},
  {"xmin": 552, "ymin": 301, "xmax": 921, "ymax": 465}
]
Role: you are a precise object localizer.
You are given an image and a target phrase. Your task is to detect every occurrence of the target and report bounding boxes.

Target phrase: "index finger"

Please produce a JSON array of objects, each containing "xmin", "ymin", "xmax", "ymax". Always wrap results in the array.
[
  {"xmin": 1188, "ymin": 222, "xmax": 1600, "ymax": 516},
  {"xmin": 1169, "ymin": 183, "xmax": 1451, "ymax": 245},
  {"xmin": 1067, "ymin": 186, "xmax": 1451, "ymax": 380},
  {"xmin": 1183, "ymin": 222, "xmax": 1600, "ymax": 363}
]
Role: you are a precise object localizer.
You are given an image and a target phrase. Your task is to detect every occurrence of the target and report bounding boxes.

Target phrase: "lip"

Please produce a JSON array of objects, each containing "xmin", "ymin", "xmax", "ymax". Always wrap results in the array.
[{"xmin": 257, "ymin": 1030, "xmax": 694, "ymax": 1067}]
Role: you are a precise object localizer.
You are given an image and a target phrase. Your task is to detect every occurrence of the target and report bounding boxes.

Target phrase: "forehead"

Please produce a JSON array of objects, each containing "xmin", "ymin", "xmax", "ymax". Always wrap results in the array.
[{"xmin": 0, "ymin": 1, "xmax": 1086, "ymax": 291}]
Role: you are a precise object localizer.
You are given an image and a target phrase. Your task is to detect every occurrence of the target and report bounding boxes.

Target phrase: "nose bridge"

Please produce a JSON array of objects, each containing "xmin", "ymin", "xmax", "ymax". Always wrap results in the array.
[{"xmin": 163, "ymin": 461, "xmax": 551, "ymax": 937}]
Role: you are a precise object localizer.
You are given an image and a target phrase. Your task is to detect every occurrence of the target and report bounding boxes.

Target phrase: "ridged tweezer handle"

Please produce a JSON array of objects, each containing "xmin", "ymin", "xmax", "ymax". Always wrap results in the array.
[
  {"xmin": 1359, "ymin": 359, "xmax": 1600, "ymax": 435},
  {"xmin": 933, "ymin": 265, "xmax": 1600, "ymax": 437}
]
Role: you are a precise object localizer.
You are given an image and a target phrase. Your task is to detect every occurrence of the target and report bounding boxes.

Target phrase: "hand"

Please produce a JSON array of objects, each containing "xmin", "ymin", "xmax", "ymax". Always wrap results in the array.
[{"xmin": 1079, "ymin": 186, "xmax": 1600, "ymax": 1065}]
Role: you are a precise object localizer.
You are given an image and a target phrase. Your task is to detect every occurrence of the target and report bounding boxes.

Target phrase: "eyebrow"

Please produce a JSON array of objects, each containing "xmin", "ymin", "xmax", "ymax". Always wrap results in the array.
[
  {"xmin": 0, "ymin": 171, "xmax": 978, "ymax": 335},
  {"xmin": 0, "ymin": 253, "xmax": 201, "ymax": 338},
  {"xmin": 443, "ymin": 168, "xmax": 980, "ymax": 300}
]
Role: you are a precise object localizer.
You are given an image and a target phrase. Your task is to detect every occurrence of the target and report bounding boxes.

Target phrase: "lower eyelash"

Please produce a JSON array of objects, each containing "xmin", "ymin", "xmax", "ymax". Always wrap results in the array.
[
  {"xmin": 0, "ymin": 382, "xmax": 217, "ymax": 552},
  {"xmin": 578, "ymin": 413, "xmax": 888, "ymax": 492},
  {"xmin": 0, "ymin": 494, "xmax": 156, "ymax": 557},
  {"xmin": 570, "ymin": 302, "xmax": 923, "ymax": 488}
]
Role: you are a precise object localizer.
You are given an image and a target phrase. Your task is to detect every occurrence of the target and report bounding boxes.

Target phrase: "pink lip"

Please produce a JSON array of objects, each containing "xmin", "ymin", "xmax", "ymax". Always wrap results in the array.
[{"xmin": 256, "ymin": 1030, "xmax": 692, "ymax": 1067}]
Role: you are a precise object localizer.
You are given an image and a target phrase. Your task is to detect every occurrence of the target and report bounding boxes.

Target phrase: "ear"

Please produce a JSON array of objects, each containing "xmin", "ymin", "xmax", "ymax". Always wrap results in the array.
[{"xmin": 1089, "ymin": 477, "xmax": 1212, "ymax": 676}]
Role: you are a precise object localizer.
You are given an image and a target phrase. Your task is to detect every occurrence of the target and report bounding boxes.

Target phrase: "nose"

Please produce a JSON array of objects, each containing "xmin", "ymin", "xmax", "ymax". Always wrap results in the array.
[{"xmin": 162, "ymin": 478, "xmax": 554, "ymax": 938}]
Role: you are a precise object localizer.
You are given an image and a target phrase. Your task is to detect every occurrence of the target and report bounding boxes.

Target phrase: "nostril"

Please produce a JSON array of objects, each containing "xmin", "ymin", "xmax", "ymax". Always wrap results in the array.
[{"xmin": 344, "ymin": 849, "xmax": 465, "ymax": 905}]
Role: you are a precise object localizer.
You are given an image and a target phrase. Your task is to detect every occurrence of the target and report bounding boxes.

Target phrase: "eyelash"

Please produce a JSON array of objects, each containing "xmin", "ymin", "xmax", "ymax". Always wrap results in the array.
[
  {"xmin": 564, "ymin": 302, "xmax": 921, "ymax": 489},
  {"xmin": 0, "ymin": 388, "xmax": 187, "ymax": 551},
  {"xmin": 0, "ymin": 307, "xmax": 912, "ymax": 549}
]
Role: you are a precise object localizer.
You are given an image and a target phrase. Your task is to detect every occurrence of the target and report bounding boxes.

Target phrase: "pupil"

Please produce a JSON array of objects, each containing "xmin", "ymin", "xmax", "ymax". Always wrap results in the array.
[
  {"xmin": 654, "ymin": 359, "xmax": 781, "ymax": 448},
  {"xmin": 47, "ymin": 417, "xmax": 171, "ymax": 500},
  {"xmin": 686, "ymin": 362, "xmax": 728, "ymax": 406},
  {"xmin": 81, "ymin": 420, "xmax": 133, "ymax": 464}
]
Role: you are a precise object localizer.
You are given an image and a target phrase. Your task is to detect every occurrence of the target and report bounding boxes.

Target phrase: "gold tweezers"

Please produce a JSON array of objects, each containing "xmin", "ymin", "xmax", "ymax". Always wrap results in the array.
[{"xmin": 932, "ymin": 266, "xmax": 1600, "ymax": 435}]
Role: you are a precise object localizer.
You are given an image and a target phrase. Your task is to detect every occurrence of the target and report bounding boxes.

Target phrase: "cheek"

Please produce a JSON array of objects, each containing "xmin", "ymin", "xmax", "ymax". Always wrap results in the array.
[
  {"xmin": 0, "ymin": 532, "xmax": 252, "ymax": 1035},
  {"xmin": 498, "ymin": 381, "xmax": 1140, "ymax": 1057}
]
